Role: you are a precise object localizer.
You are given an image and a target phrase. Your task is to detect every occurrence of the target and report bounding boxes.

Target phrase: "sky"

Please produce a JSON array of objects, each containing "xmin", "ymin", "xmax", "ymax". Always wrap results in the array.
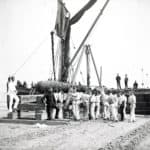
[{"xmin": 0, "ymin": 0, "xmax": 150, "ymax": 93}]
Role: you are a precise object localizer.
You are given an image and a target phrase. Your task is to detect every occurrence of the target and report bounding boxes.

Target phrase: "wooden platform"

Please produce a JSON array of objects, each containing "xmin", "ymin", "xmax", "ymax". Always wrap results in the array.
[{"xmin": 17, "ymin": 95, "xmax": 47, "ymax": 120}]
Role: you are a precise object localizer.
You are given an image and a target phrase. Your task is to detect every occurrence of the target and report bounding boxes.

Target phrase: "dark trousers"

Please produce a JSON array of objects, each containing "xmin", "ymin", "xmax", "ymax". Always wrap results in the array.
[
  {"xmin": 55, "ymin": 107, "xmax": 59, "ymax": 119},
  {"xmin": 117, "ymin": 82, "xmax": 121, "ymax": 89},
  {"xmin": 120, "ymin": 106, "xmax": 124, "ymax": 121},
  {"xmin": 46, "ymin": 106, "xmax": 53, "ymax": 120},
  {"xmin": 125, "ymin": 82, "xmax": 128, "ymax": 89}
]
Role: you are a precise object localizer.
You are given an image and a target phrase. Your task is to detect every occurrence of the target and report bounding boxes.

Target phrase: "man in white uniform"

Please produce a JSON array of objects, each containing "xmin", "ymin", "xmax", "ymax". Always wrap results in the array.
[
  {"xmin": 57, "ymin": 90, "xmax": 64, "ymax": 119},
  {"xmin": 95, "ymin": 91, "xmax": 101, "ymax": 119},
  {"xmin": 72, "ymin": 88, "xmax": 81, "ymax": 120},
  {"xmin": 113, "ymin": 92, "xmax": 119, "ymax": 121},
  {"xmin": 79, "ymin": 92, "xmax": 90, "ymax": 119},
  {"xmin": 6, "ymin": 76, "xmax": 11, "ymax": 109},
  {"xmin": 101, "ymin": 91, "xmax": 109, "ymax": 120},
  {"xmin": 121, "ymin": 92, "xmax": 127, "ymax": 120},
  {"xmin": 128, "ymin": 91, "xmax": 136, "ymax": 122},
  {"xmin": 8, "ymin": 76, "xmax": 20, "ymax": 112},
  {"xmin": 108, "ymin": 92, "xmax": 118, "ymax": 121}
]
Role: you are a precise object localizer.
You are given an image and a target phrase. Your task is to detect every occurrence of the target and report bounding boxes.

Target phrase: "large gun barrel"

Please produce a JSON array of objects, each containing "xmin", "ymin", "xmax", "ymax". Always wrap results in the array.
[{"xmin": 35, "ymin": 80, "xmax": 87, "ymax": 93}]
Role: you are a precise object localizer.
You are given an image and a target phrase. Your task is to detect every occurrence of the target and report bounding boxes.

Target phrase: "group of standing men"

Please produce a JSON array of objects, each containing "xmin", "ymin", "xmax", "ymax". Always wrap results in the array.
[
  {"xmin": 116, "ymin": 74, "xmax": 138, "ymax": 90},
  {"xmin": 116, "ymin": 74, "xmax": 128, "ymax": 90},
  {"xmin": 101, "ymin": 90, "xmax": 136, "ymax": 122},
  {"xmin": 42, "ymin": 87, "xmax": 137, "ymax": 123},
  {"xmin": 6, "ymin": 75, "xmax": 136, "ymax": 123}
]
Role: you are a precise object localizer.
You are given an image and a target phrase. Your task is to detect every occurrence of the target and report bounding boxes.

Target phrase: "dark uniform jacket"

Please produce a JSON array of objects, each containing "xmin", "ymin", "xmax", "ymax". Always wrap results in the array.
[{"xmin": 43, "ymin": 92, "xmax": 56, "ymax": 108}]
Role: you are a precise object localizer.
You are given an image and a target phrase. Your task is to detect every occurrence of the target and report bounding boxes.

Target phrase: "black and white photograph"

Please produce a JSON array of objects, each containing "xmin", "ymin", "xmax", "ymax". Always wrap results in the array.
[{"xmin": 0, "ymin": 0, "xmax": 150, "ymax": 149}]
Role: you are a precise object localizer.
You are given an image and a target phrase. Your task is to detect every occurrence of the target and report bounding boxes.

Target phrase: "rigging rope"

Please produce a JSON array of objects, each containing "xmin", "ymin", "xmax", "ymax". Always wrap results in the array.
[
  {"xmin": 80, "ymin": 71, "xmax": 85, "ymax": 84},
  {"xmin": 13, "ymin": 35, "xmax": 49, "ymax": 76},
  {"xmin": 71, "ymin": 46, "xmax": 86, "ymax": 83},
  {"xmin": 71, "ymin": 35, "xmax": 76, "ymax": 49},
  {"xmin": 68, "ymin": 50, "xmax": 82, "ymax": 82}
]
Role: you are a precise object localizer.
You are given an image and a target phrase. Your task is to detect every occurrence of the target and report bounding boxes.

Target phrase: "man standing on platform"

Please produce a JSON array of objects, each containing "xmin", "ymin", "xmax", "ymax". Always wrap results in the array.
[
  {"xmin": 124, "ymin": 74, "xmax": 128, "ymax": 89},
  {"xmin": 116, "ymin": 73, "xmax": 121, "ymax": 89},
  {"xmin": 6, "ymin": 76, "xmax": 11, "ymax": 110},
  {"xmin": 133, "ymin": 80, "xmax": 138, "ymax": 89},
  {"xmin": 7, "ymin": 76, "xmax": 20, "ymax": 112}
]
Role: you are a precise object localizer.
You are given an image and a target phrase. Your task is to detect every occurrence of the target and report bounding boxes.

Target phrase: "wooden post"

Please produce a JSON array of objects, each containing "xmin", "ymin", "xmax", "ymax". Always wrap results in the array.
[
  {"xmin": 89, "ymin": 45, "xmax": 101, "ymax": 87},
  {"xmin": 51, "ymin": 31, "xmax": 56, "ymax": 80},
  {"xmin": 100, "ymin": 66, "xmax": 102, "ymax": 88},
  {"xmin": 86, "ymin": 45, "xmax": 90, "ymax": 88}
]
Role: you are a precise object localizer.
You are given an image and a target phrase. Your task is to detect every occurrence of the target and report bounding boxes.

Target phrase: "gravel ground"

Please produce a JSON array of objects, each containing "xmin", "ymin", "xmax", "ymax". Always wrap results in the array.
[
  {"xmin": 100, "ymin": 118, "xmax": 150, "ymax": 150},
  {"xmin": 0, "ymin": 116, "xmax": 150, "ymax": 150},
  {"xmin": 135, "ymin": 135, "xmax": 150, "ymax": 150}
]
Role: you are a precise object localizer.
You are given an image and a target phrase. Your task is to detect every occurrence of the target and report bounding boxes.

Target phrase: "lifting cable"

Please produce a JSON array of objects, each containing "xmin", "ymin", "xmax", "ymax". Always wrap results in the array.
[
  {"xmin": 13, "ymin": 35, "xmax": 49, "ymax": 76},
  {"xmin": 71, "ymin": 35, "xmax": 76, "ymax": 50},
  {"xmin": 54, "ymin": 43, "xmax": 60, "ymax": 73}
]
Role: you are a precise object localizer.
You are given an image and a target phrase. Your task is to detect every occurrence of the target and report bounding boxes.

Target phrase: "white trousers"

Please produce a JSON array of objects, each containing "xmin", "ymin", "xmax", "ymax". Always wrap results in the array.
[
  {"xmin": 9, "ymin": 93, "xmax": 19, "ymax": 112},
  {"xmin": 103, "ymin": 104, "xmax": 110, "ymax": 119},
  {"xmin": 51, "ymin": 108, "xmax": 56, "ymax": 119},
  {"xmin": 72, "ymin": 101, "xmax": 80, "ymax": 120},
  {"xmin": 130, "ymin": 105, "xmax": 136, "ymax": 122},
  {"xmin": 110, "ymin": 104, "xmax": 118, "ymax": 121},
  {"xmin": 95, "ymin": 102, "xmax": 100, "ymax": 119},
  {"xmin": 58, "ymin": 105, "xmax": 63, "ymax": 119},
  {"xmin": 123, "ymin": 106, "xmax": 127, "ymax": 119},
  {"xmin": 90, "ymin": 102, "xmax": 96, "ymax": 119}
]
